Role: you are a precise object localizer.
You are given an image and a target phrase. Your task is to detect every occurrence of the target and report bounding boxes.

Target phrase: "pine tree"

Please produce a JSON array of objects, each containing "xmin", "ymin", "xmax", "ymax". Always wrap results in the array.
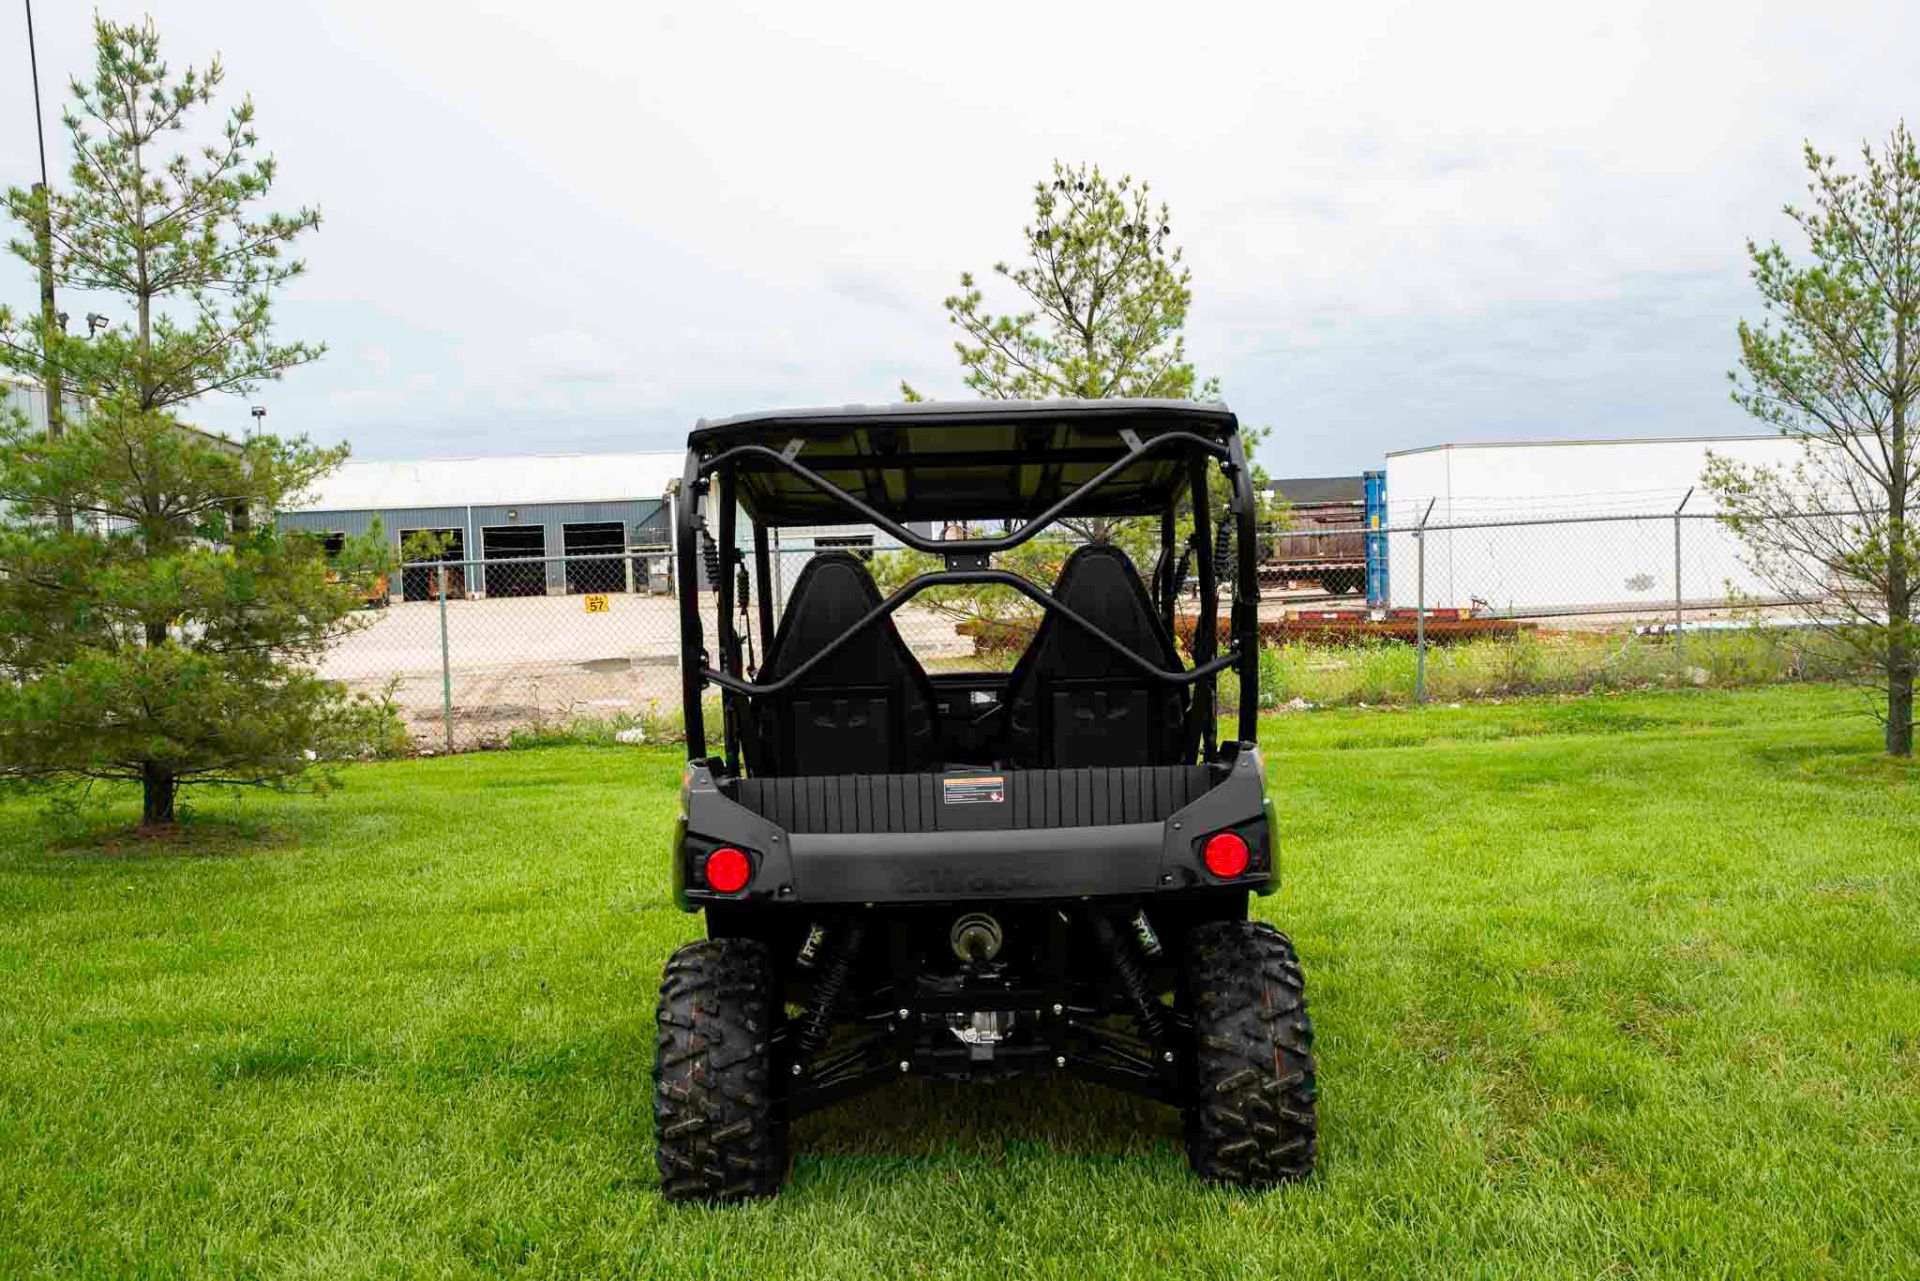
[
  {"xmin": 0, "ymin": 17, "xmax": 398, "ymax": 825},
  {"xmin": 886, "ymin": 162, "xmax": 1273, "ymax": 628}
]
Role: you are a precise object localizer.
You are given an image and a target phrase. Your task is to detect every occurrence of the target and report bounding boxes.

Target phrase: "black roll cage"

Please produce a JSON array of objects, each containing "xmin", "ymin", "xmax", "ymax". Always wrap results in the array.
[{"xmin": 677, "ymin": 415, "xmax": 1262, "ymax": 771}]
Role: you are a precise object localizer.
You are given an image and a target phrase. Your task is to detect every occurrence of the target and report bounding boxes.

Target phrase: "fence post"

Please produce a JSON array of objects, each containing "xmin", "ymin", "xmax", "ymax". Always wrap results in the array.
[
  {"xmin": 438, "ymin": 565, "xmax": 454, "ymax": 754},
  {"xmin": 1415, "ymin": 499, "xmax": 1435, "ymax": 704},
  {"xmin": 1674, "ymin": 487, "xmax": 1692, "ymax": 660}
]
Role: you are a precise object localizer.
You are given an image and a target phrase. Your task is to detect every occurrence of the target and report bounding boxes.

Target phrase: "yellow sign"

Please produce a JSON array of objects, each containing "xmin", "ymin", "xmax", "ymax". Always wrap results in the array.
[{"xmin": 583, "ymin": 593, "xmax": 610, "ymax": 614}]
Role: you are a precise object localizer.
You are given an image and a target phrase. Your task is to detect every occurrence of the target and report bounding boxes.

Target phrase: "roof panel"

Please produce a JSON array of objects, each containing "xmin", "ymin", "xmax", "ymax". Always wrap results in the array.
[
  {"xmin": 695, "ymin": 398, "xmax": 1239, "ymax": 524},
  {"xmin": 691, "ymin": 396, "xmax": 1236, "ymax": 444}
]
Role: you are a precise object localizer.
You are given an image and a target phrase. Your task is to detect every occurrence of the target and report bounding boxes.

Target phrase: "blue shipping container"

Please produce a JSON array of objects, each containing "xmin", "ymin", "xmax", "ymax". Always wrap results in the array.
[{"xmin": 1364, "ymin": 469, "xmax": 1388, "ymax": 607}]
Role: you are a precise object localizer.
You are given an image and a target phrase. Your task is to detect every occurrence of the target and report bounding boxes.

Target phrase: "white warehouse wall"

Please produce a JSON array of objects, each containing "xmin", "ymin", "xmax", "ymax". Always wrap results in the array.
[{"xmin": 1384, "ymin": 435, "xmax": 1806, "ymax": 615}]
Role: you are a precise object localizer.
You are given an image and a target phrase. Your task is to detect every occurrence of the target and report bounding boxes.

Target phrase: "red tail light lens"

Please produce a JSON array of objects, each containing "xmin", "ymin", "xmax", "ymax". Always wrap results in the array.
[
  {"xmin": 1202, "ymin": 831, "xmax": 1250, "ymax": 879},
  {"xmin": 702, "ymin": 846, "xmax": 752, "ymax": 894}
]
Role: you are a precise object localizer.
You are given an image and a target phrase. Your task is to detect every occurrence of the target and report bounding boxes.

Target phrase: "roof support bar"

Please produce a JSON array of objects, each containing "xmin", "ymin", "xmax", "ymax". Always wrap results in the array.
[
  {"xmin": 719, "ymin": 446, "xmax": 1157, "ymax": 474},
  {"xmin": 1186, "ymin": 454, "xmax": 1218, "ymax": 758},
  {"xmin": 716, "ymin": 462, "xmax": 741, "ymax": 770},
  {"xmin": 699, "ymin": 567, "xmax": 1242, "ymax": 698},
  {"xmin": 696, "ymin": 430, "xmax": 1228, "ymax": 556},
  {"xmin": 1227, "ymin": 430, "xmax": 1262, "ymax": 746},
  {"xmin": 676, "ymin": 452, "xmax": 709, "ymax": 759}
]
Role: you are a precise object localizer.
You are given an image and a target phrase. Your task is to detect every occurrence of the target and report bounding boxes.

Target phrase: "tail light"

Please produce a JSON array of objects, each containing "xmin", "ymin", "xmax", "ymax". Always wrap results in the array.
[
  {"xmin": 1201, "ymin": 830, "xmax": 1251, "ymax": 879},
  {"xmin": 702, "ymin": 846, "xmax": 752, "ymax": 894}
]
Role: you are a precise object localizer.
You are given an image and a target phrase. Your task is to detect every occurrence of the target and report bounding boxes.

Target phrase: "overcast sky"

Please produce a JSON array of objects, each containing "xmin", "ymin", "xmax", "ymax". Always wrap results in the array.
[{"xmin": 5, "ymin": 1, "xmax": 1918, "ymax": 476}]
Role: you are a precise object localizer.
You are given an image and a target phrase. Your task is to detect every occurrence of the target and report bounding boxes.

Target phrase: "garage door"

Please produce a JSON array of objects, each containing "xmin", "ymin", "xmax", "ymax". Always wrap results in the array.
[
  {"xmin": 481, "ymin": 525, "xmax": 547, "ymax": 597},
  {"xmin": 563, "ymin": 522, "xmax": 627, "ymax": 594},
  {"xmin": 399, "ymin": 528, "xmax": 465, "ymax": 602}
]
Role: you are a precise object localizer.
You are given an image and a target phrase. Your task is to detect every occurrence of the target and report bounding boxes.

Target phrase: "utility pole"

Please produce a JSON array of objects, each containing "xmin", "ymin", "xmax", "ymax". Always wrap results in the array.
[
  {"xmin": 33, "ymin": 189, "xmax": 61, "ymax": 443},
  {"xmin": 24, "ymin": 0, "xmax": 72, "ymax": 533}
]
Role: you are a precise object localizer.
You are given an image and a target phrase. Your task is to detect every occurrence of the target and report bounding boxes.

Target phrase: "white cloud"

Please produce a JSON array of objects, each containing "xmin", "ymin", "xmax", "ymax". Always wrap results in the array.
[
  {"xmin": 327, "ymin": 386, "xmax": 407, "ymax": 410},
  {"xmin": 521, "ymin": 329, "xmax": 626, "ymax": 384}
]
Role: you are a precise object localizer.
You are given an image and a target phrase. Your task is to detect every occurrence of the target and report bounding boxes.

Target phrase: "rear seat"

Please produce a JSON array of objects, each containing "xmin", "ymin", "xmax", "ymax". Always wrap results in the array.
[
  {"xmin": 998, "ymin": 544, "xmax": 1191, "ymax": 769},
  {"xmin": 737, "ymin": 551, "xmax": 939, "ymax": 777}
]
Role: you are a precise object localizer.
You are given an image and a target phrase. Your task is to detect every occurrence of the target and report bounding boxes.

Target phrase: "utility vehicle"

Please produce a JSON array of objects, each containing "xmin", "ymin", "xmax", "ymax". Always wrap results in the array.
[{"xmin": 656, "ymin": 399, "xmax": 1315, "ymax": 1200}]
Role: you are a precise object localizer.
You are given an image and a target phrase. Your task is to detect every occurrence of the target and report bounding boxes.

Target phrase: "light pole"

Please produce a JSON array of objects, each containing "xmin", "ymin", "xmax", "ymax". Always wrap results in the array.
[
  {"xmin": 24, "ymin": 0, "xmax": 70, "ymax": 533},
  {"xmin": 249, "ymin": 405, "xmax": 267, "ymax": 437},
  {"xmin": 23, "ymin": 3, "xmax": 59, "ymax": 415}
]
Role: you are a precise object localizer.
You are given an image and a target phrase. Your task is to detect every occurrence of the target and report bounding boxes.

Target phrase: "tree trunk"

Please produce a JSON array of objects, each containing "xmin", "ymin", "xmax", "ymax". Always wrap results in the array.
[
  {"xmin": 1890, "ymin": 488, "xmax": 1912, "ymax": 758},
  {"xmin": 138, "ymin": 606, "xmax": 176, "ymax": 822},
  {"xmin": 1892, "ymin": 643, "xmax": 1914, "ymax": 757},
  {"xmin": 141, "ymin": 761, "xmax": 176, "ymax": 827},
  {"xmin": 1892, "ymin": 322, "xmax": 1912, "ymax": 757},
  {"xmin": 1888, "ymin": 288, "xmax": 1912, "ymax": 757}
]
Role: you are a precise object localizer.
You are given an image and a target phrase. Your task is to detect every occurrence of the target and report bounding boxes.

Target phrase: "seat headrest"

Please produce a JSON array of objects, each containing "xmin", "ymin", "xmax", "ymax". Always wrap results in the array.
[{"xmin": 761, "ymin": 551, "xmax": 887, "ymax": 683}]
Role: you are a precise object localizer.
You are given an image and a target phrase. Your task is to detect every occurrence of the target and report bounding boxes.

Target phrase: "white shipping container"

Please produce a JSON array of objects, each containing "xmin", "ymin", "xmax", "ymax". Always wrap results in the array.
[{"xmin": 1383, "ymin": 435, "xmax": 1808, "ymax": 616}]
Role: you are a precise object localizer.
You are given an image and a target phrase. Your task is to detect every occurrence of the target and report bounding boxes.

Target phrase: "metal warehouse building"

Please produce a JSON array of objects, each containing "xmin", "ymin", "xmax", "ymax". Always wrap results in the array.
[
  {"xmin": 279, "ymin": 452, "xmax": 683, "ymax": 601},
  {"xmin": 1382, "ymin": 433, "xmax": 1807, "ymax": 614},
  {"xmin": 2, "ymin": 375, "xmax": 64, "ymax": 432}
]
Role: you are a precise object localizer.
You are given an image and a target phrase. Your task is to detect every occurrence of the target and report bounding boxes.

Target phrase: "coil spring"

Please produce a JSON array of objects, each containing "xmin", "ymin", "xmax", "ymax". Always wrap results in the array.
[
  {"xmin": 795, "ymin": 920, "xmax": 865, "ymax": 1058},
  {"xmin": 1211, "ymin": 514, "xmax": 1234, "ymax": 581},
  {"xmin": 1094, "ymin": 911, "xmax": 1168, "ymax": 1043}
]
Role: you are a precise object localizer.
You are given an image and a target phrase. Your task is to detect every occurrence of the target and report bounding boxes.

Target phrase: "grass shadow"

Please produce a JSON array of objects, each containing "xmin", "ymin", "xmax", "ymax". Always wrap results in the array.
[
  {"xmin": 1744, "ymin": 740, "xmax": 1915, "ymax": 783},
  {"xmin": 791, "ymin": 1075, "xmax": 1182, "ymax": 1162},
  {"xmin": 49, "ymin": 819, "xmax": 299, "ymax": 860}
]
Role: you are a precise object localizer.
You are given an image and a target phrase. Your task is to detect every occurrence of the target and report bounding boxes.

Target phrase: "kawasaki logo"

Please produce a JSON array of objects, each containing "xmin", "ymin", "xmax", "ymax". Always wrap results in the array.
[{"xmin": 893, "ymin": 867, "xmax": 1045, "ymax": 896}]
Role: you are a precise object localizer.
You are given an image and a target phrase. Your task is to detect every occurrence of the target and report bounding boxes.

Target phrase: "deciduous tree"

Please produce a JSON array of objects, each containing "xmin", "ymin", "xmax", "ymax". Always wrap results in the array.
[{"xmin": 1705, "ymin": 125, "xmax": 1920, "ymax": 756}]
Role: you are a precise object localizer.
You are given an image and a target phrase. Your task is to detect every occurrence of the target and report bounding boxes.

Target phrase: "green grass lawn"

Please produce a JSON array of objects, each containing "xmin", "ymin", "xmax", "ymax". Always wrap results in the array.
[{"xmin": 2, "ymin": 685, "xmax": 1917, "ymax": 1279}]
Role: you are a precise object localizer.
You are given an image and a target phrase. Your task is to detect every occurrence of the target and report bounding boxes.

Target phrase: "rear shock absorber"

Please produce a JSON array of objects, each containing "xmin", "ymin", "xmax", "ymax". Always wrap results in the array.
[
  {"xmin": 794, "ymin": 919, "xmax": 866, "ymax": 1060},
  {"xmin": 1212, "ymin": 512, "xmax": 1235, "ymax": 584},
  {"xmin": 1093, "ymin": 910, "xmax": 1168, "ymax": 1045}
]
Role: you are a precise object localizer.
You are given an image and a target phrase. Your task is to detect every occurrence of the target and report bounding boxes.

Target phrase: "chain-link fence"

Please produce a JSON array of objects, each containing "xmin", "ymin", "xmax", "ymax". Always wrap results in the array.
[
  {"xmin": 1261, "ymin": 507, "xmax": 1873, "ymax": 702},
  {"xmin": 763, "ymin": 541, "xmax": 978, "ymax": 662},
  {"xmin": 1270, "ymin": 510, "xmax": 1866, "ymax": 618},
  {"xmin": 321, "ymin": 549, "xmax": 974, "ymax": 752},
  {"xmin": 326, "ymin": 509, "xmax": 1876, "ymax": 751}
]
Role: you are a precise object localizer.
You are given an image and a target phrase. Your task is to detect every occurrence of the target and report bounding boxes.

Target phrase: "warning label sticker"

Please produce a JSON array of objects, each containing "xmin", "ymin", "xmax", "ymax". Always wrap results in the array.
[{"xmin": 942, "ymin": 775, "xmax": 1006, "ymax": 805}]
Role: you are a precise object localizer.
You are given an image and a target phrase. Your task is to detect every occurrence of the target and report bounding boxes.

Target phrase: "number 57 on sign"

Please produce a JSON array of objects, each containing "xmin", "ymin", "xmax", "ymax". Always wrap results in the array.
[{"xmin": 583, "ymin": 593, "xmax": 610, "ymax": 614}]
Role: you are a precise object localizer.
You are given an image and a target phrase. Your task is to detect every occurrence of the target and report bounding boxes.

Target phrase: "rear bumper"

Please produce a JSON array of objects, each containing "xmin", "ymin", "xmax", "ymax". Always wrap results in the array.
[
  {"xmin": 674, "ymin": 750, "xmax": 1274, "ymax": 908},
  {"xmin": 788, "ymin": 822, "xmax": 1171, "ymax": 902}
]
